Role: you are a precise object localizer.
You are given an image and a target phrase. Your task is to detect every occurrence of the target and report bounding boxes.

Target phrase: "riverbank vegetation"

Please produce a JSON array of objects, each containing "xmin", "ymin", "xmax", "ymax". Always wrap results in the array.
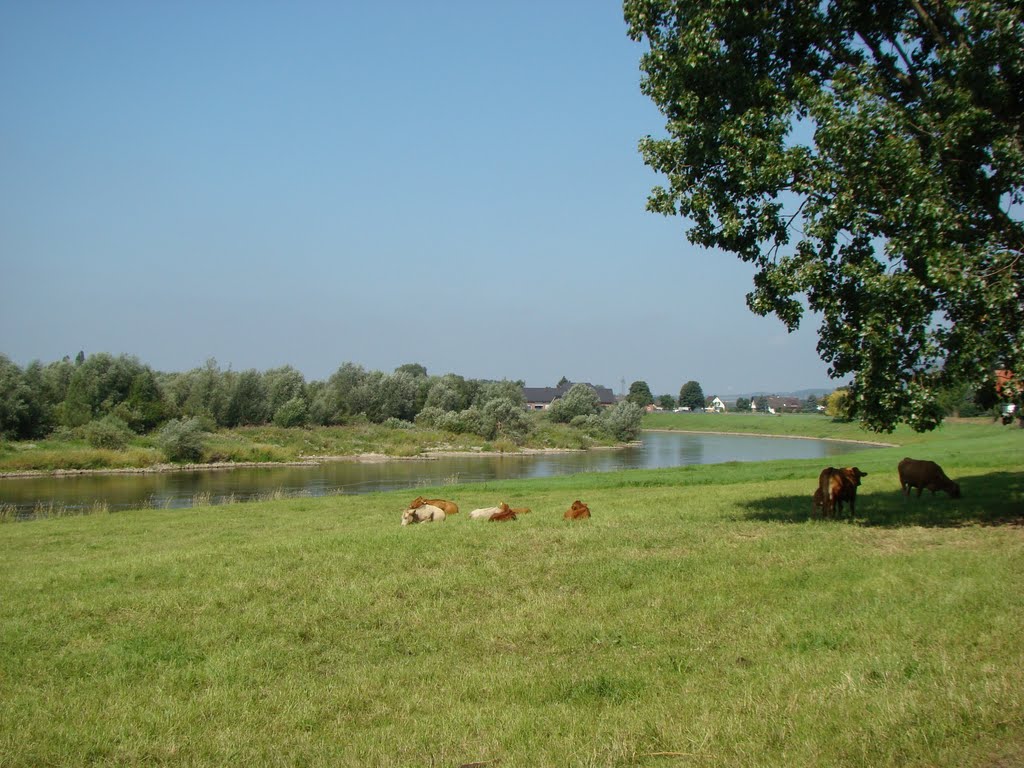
[
  {"xmin": 0, "ymin": 354, "xmax": 643, "ymax": 472},
  {"xmin": 0, "ymin": 418, "xmax": 629, "ymax": 474},
  {"xmin": 1, "ymin": 419, "xmax": 1021, "ymax": 765}
]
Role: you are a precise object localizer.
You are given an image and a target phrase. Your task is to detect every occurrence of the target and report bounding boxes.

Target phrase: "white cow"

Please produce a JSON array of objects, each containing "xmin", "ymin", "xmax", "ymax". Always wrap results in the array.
[{"xmin": 401, "ymin": 504, "xmax": 446, "ymax": 526}]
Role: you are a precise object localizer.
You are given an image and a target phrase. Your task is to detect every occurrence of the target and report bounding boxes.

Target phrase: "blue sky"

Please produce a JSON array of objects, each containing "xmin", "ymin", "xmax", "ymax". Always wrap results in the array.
[{"xmin": 1, "ymin": 1, "xmax": 837, "ymax": 398}]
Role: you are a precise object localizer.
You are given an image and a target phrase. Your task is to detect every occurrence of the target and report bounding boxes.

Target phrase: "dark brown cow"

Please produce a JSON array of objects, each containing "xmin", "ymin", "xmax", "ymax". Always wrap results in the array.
[
  {"xmin": 564, "ymin": 500, "xmax": 591, "ymax": 520},
  {"xmin": 898, "ymin": 458, "xmax": 961, "ymax": 499},
  {"xmin": 816, "ymin": 466, "xmax": 868, "ymax": 518},
  {"xmin": 488, "ymin": 507, "xmax": 518, "ymax": 522}
]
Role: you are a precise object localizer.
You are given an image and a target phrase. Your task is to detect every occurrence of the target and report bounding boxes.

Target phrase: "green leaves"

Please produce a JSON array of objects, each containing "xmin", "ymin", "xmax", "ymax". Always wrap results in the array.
[{"xmin": 627, "ymin": 0, "xmax": 1024, "ymax": 431}]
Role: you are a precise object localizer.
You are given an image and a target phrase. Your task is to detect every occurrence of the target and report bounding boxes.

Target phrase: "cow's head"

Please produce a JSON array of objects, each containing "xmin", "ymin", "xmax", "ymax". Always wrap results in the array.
[{"xmin": 848, "ymin": 467, "xmax": 868, "ymax": 485}]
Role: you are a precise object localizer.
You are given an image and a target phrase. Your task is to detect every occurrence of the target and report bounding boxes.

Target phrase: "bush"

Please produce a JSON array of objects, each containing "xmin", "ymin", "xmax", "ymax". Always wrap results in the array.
[
  {"xmin": 414, "ymin": 406, "xmax": 445, "ymax": 429},
  {"xmin": 548, "ymin": 384, "xmax": 601, "ymax": 423},
  {"xmin": 570, "ymin": 414, "xmax": 608, "ymax": 437},
  {"xmin": 83, "ymin": 415, "xmax": 133, "ymax": 450},
  {"xmin": 273, "ymin": 397, "xmax": 308, "ymax": 428},
  {"xmin": 603, "ymin": 401, "xmax": 644, "ymax": 441},
  {"xmin": 156, "ymin": 418, "xmax": 207, "ymax": 462},
  {"xmin": 483, "ymin": 397, "xmax": 531, "ymax": 442},
  {"xmin": 382, "ymin": 417, "xmax": 415, "ymax": 430}
]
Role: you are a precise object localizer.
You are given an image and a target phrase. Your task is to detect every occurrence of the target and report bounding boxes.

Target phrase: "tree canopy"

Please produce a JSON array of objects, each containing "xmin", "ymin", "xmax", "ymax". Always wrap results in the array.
[
  {"xmin": 626, "ymin": 0, "xmax": 1024, "ymax": 431},
  {"xmin": 679, "ymin": 380, "xmax": 706, "ymax": 410},
  {"xmin": 626, "ymin": 380, "xmax": 655, "ymax": 407}
]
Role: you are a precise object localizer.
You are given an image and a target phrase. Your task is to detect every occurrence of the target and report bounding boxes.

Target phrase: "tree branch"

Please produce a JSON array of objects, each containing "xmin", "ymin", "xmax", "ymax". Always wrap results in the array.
[{"xmin": 907, "ymin": 0, "xmax": 950, "ymax": 49}]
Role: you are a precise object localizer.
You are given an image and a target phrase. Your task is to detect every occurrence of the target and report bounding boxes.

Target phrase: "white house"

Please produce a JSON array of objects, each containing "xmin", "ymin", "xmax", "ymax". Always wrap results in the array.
[{"xmin": 705, "ymin": 396, "xmax": 726, "ymax": 412}]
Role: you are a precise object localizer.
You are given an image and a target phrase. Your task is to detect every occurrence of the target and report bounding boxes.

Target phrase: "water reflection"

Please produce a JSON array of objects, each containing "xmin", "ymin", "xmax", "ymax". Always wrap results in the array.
[{"xmin": 0, "ymin": 431, "xmax": 873, "ymax": 515}]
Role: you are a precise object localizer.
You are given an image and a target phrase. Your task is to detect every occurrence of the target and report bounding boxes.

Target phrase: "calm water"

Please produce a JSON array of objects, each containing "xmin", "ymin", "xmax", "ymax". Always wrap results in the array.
[{"xmin": 0, "ymin": 431, "xmax": 874, "ymax": 515}]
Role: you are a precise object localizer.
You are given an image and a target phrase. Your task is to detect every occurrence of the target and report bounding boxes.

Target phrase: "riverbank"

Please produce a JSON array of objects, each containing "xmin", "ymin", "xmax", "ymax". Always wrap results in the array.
[
  {"xmin": 0, "ymin": 444, "xmax": 624, "ymax": 481},
  {"xmin": 2, "ymin": 424, "xmax": 1021, "ymax": 766},
  {"xmin": 0, "ymin": 413, "xmax": 1006, "ymax": 478},
  {"xmin": 0, "ymin": 420, "xmax": 618, "ymax": 476}
]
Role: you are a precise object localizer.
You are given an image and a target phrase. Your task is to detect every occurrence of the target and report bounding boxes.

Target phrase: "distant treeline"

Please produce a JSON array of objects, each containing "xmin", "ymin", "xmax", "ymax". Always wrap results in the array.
[{"xmin": 0, "ymin": 354, "xmax": 643, "ymax": 444}]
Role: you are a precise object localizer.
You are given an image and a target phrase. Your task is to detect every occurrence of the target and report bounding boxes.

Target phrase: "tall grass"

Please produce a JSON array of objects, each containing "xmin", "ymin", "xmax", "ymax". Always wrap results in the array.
[{"xmin": 0, "ymin": 422, "xmax": 1021, "ymax": 766}]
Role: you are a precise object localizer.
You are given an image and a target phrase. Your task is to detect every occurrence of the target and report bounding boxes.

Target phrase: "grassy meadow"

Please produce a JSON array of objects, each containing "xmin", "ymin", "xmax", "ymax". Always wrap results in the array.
[{"xmin": 1, "ymin": 417, "xmax": 1022, "ymax": 766}]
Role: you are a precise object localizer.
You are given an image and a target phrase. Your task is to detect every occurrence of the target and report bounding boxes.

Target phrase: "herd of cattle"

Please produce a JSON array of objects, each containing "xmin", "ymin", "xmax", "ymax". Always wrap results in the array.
[
  {"xmin": 400, "ymin": 457, "xmax": 960, "ymax": 525},
  {"xmin": 813, "ymin": 457, "xmax": 960, "ymax": 518},
  {"xmin": 400, "ymin": 496, "xmax": 591, "ymax": 525}
]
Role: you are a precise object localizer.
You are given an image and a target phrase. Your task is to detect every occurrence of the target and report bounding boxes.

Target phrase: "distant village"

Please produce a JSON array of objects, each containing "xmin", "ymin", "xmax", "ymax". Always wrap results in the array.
[{"xmin": 522, "ymin": 380, "xmax": 830, "ymax": 415}]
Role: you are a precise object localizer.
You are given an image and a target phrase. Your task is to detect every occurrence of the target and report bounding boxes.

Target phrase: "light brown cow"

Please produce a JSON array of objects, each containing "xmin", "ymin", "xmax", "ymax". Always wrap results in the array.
[
  {"xmin": 508, "ymin": 506, "xmax": 531, "ymax": 515},
  {"xmin": 409, "ymin": 496, "xmax": 460, "ymax": 515},
  {"xmin": 816, "ymin": 466, "xmax": 868, "ymax": 518},
  {"xmin": 469, "ymin": 502, "xmax": 509, "ymax": 521},
  {"xmin": 564, "ymin": 500, "xmax": 591, "ymax": 520},
  {"xmin": 401, "ymin": 504, "xmax": 446, "ymax": 526},
  {"xmin": 898, "ymin": 458, "xmax": 961, "ymax": 499}
]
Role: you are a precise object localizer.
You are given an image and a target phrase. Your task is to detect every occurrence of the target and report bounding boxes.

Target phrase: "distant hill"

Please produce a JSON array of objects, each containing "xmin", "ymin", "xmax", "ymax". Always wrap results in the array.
[{"xmin": 786, "ymin": 388, "xmax": 836, "ymax": 400}]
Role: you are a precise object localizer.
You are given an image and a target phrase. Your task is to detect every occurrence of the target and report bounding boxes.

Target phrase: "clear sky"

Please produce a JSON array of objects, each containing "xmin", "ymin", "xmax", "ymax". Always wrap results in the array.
[{"xmin": 0, "ymin": 1, "xmax": 838, "ymax": 398}]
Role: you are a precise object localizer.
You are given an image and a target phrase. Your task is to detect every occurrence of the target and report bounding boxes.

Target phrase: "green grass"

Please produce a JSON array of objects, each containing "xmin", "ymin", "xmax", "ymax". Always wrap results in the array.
[
  {"xmin": 642, "ymin": 410, "xmax": 977, "ymax": 444},
  {"xmin": 1, "ymin": 420, "xmax": 1021, "ymax": 766}
]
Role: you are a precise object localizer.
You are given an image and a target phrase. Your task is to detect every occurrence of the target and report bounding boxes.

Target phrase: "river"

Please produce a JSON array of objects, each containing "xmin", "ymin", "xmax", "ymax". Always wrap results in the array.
[{"xmin": 0, "ymin": 430, "xmax": 876, "ymax": 516}]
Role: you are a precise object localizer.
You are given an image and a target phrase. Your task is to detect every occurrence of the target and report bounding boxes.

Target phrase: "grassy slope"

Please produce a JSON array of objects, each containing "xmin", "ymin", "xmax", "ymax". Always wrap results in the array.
[{"xmin": 1, "ymin": 418, "xmax": 1021, "ymax": 766}]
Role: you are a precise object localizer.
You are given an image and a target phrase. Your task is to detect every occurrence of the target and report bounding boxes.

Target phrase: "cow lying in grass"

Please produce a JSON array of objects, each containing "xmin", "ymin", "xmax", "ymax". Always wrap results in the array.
[
  {"xmin": 469, "ymin": 502, "xmax": 510, "ymax": 521},
  {"xmin": 401, "ymin": 504, "xmax": 446, "ymax": 525},
  {"xmin": 408, "ymin": 496, "xmax": 459, "ymax": 515},
  {"xmin": 564, "ymin": 500, "xmax": 591, "ymax": 520}
]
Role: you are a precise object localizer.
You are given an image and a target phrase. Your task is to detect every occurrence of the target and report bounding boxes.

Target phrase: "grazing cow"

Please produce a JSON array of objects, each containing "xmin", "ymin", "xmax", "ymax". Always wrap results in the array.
[
  {"xmin": 564, "ymin": 500, "xmax": 591, "ymax": 520},
  {"xmin": 488, "ymin": 507, "xmax": 518, "ymax": 522},
  {"xmin": 409, "ymin": 496, "xmax": 460, "ymax": 515},
  {"xmin": 816, "ymin": 466, "xmax": 868, "ymax": 518},
  {"xmin": 401, "ymin": 504, "xmax": 446, "ymax": 526},
  {"xmin": 469, "ymin": 502, "xmax": 509, "ymax": 520},
  {"xmin": 898, "ymin": 458, "xmax": 961, "ymax": 499}
]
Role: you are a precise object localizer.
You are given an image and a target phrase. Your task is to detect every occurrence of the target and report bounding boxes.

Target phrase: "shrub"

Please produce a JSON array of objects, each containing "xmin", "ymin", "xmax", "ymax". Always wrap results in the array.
[
  {"xmin": 414, "ymin": 406, "xmax": 445, "ymax": 429},
  {"xmin": 382, "ymin": 417, "xmax": 414, "ymax": 430},
  {"xmin": 83, "ymin": 415, "xmax": 133, "ymax": 450},
  {"xmin": 273, "ymin": 397, "xmax": 308, "ymax": 428},
  {"xmin": 570, "ymin": 414, "xmax": 608, "ymax": 437},
  {"xmin": 483, "ymin": 397, "xmax": 531, "ymax": 442},
  {"xmin": 548, "ymin": 384, "xmax": 601, "ymax": 423},
  {"xmin": 603, "ymin": 401, "xmax": 644, "ymax": 442},
  {"xmin": 156, "ymin": 418, "xmax": 206, "ymax": 462}
]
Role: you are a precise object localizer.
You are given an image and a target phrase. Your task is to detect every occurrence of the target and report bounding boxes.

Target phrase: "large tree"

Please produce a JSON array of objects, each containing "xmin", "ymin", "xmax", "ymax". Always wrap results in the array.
[
  {"xmin": 679, "ymin": 380, "xmax": 706, "ymax": 410},
  {"xmin": 625, "ymin": 0, "xmax": 1024, "ymax": 431},
  {"xmin": 626, "ymin": 380, "xmax": 655, "ymax": 407}
]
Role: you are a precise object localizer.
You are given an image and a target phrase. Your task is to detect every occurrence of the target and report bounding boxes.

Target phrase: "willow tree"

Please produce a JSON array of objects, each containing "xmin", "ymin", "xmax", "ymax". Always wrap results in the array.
[{"xmin": 626, "ymin": 0, "xmax": 1023, "ymax": 431}]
